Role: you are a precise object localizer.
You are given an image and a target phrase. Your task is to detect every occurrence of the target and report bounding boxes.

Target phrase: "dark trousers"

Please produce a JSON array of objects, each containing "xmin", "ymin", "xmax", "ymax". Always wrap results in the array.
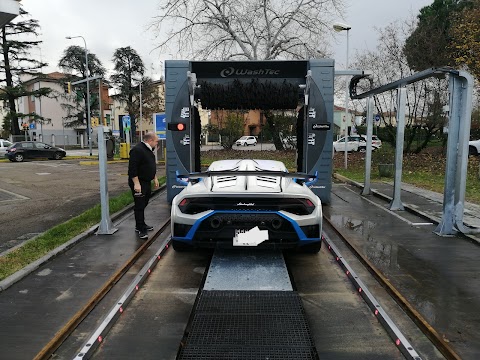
[{"xmin": 129, "ymin": 179, "xmax": 152, "ymax": 231}]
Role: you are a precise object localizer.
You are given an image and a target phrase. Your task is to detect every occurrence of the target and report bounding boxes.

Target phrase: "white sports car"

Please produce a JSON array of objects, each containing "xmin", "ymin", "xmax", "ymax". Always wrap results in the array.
[{"xmin": 170, "ymin": 159, "xmax": 322, "ymax": 253}]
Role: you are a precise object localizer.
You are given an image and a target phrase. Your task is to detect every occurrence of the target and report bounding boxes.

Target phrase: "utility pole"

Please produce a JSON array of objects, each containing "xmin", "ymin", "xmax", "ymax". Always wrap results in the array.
[{"xmin": 139, "ymin": 81, "xmax": 143, "ymax": 141}]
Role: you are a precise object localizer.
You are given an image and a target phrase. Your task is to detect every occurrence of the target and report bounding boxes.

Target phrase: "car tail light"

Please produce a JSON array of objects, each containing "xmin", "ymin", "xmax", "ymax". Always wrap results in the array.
[
  {"xmin": 278, "ymin": 198, "xmax": 316, "ymax": 215},
  {"xmin": 304, "ymin": 199, "xmax": 315, "ymax": 213},
  {"xmin": 178, "ymin": 198, "xmax": 190, "ymax": 213},
  {"xmin": 177, "ymin": 197, "xmax": 316, "ymax": 215}
]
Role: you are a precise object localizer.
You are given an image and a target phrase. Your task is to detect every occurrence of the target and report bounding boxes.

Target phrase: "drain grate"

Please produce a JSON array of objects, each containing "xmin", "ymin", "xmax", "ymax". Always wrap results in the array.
[
  {"xmin": 178, "ymin": 291, "xmax": 318, "ymax": 360},
  {"xmin": 195, "ymin": 290, "xmax": 304, "ymax": 313}
]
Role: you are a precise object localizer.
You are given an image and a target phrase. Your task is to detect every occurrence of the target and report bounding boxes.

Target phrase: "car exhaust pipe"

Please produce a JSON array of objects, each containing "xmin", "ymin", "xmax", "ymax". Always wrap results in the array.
[
  {"xmin": 271, "ymin": 219, "xmax": 282, "ymax": 230},
  {"xmin": 210, "ymin": 218, "xmax": 222, "ymax": 229}
]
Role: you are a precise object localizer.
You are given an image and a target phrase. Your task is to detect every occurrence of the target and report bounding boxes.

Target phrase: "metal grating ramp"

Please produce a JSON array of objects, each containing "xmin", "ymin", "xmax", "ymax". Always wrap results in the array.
[
  {"xmin": 204, "ymin": 250, "xmax": 292, "ymax": 291},
  {"xmin": 178, "ymin": 290, "xmax": 319, "ymax": 360}
]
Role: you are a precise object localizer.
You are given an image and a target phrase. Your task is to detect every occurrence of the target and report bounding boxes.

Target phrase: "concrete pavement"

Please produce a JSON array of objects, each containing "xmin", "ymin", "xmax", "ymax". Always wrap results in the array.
[{"xmin": 1, "ymin": 168, "xmax": 480, "ymax": 358}]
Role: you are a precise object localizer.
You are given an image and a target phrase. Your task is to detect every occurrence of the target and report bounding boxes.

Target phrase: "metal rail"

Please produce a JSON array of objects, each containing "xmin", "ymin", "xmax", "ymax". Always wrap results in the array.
[
  {"xmin": 322, "ymin": 232, "xmax": 421, "ymax": 359},
  {"xmin": 73, "ymin": 236, "xmax": 171, "ymax": 359},
  {"xmin": 33, "ymin": 218, "xmax": 171, "ymax": 360},
  {"xmin": 323, "ymin": 216, "xmax": 462, "ymax": 360}
]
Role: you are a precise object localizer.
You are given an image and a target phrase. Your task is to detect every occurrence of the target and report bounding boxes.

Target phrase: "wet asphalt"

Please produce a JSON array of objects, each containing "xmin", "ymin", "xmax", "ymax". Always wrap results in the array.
[{"xmin": 0, "ymin": 171, "xmax": 479, "ymax": 359}]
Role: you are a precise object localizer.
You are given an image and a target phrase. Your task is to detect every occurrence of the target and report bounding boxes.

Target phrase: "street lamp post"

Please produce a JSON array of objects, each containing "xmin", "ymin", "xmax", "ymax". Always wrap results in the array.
[
  {"xmin": 139, "ymin": 81, "xmax": 143, "ymax": 142},
  {"xmin": 66, "ymin": 35, "xmax": 92, "ymax": 156},
  {"xmin": 333, "ymin": 22, "xmax": 352, "ymax": 169}
]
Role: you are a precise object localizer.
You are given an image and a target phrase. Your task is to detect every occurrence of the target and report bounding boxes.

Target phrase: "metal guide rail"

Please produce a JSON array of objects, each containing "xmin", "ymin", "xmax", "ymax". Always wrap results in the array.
[
  {"xmin": 72, "ymin": 238, "xmax": 171, "ymax": 360},
  {"xmin": 69, "ymin": 239, "xmax": 424, "ymax": 360},
  {"xmin": 321, "ymin": 234, "xmax": 422, "ymax": 360}
]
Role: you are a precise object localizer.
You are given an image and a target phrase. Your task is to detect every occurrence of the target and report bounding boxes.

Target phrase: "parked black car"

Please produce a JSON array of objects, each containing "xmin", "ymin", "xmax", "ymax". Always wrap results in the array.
[{"xmin": 4, "ymin": 141, "xmax": 66, "ymax": 162}]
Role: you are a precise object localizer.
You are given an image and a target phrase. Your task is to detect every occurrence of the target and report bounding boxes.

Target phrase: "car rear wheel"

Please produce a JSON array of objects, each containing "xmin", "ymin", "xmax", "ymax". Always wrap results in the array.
[
  {"xmin": 53, "ymin": 152, "xmax": 63, "ymax": 160},
  {"xmin": 469, "ymin": 146, "xmax": 478, "ymax": 156},
  {"xmin": 14, "ymin": 153, "xmax": 24, "ymax": 162},
  {"xmin": 358, "ymin": 147, "xmax": 366, "ymax": 153}
]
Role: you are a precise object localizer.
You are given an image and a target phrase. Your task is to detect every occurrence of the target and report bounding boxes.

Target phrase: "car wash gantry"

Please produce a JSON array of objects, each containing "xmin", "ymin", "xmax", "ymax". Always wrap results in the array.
[{"xmin": 164, "ymin": 60, "xmax": 337, "ymax": 205}]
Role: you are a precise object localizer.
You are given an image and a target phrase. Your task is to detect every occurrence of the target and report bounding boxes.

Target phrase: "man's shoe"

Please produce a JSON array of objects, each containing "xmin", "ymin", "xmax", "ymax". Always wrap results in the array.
[
  {"xmin": 135, "ymin": 225, "xmax": 154, "ymax": 233},
  {"xmin": 138, "ymin": 231, "xmax": 148, "ymax": 239}
]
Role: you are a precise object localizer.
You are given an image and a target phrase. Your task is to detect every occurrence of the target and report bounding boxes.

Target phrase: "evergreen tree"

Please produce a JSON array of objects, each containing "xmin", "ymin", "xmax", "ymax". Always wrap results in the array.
[
  {"xmin": 0, "ymin": 7, "xmax": 51, "ymax": 136},
  {"xmin": 111, "ymin": 46, "xmax": 147, "ymax": 141},
  {"xmin": 58, "ymin": 45, "xmax": 106, "ymax": 128},
  {"xmin": 449, "ymin": 0, "xmax": 480, "ymax": 80},
  {"xmin": 404, "ymin": 0, "xmax": 472, "ymax": 71}
]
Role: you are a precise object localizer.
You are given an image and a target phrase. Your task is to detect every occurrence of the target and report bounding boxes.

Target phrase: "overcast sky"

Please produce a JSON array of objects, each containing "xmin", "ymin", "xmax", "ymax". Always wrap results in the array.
[{"xmin": 20, "ymin": 0, "xmax": 433, "ymax": 79}]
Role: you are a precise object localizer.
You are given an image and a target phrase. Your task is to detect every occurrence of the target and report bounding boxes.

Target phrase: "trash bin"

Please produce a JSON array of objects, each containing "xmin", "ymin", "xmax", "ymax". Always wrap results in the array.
[
  {"xmin": 119, "ymin": 143, "xmax": 130, "ymax": 159},
  {"xmin": 106, "ymin": 138, "xmax": 115, "ymax": 160}
]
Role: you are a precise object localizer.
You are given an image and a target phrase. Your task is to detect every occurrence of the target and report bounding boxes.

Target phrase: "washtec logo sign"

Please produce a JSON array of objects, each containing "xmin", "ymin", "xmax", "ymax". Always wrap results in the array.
[
  {"xmin": 312, "ymin": 123, "xmax": 331, "ymax": 130},
  {"xmin": 220, "ymin": 67, "xmax": 281, "ymax": 77}
]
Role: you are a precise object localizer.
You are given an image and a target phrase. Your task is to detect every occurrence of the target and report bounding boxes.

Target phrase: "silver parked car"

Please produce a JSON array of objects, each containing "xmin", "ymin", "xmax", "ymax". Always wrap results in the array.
[
  {"xmin": 469, "ymin": 139, "xmax": 480, "ymax": 156},
  {"xmin": 333, "ymin": 135, "xmax": 380, "ymax": 152},
  {"xmin": 235, "ymin": 136, "xmax": 257, "ymax": 146},
  {"xmin": 170, "ymin": 159, "xmax": 322, "ymax": 253},
  {"xmin": 361, "ymin": 134, "xmax": 382, "ymax": 148},
  {"xmin": 0, "ymin": 139, "xmax": 13, "ymax": 156}
]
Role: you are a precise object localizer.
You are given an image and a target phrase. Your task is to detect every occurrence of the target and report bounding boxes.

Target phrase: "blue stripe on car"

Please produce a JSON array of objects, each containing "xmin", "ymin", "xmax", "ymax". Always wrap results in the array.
[{"xmin": 172, "ymin": 210, "xmax": 320, "ymax": 244}]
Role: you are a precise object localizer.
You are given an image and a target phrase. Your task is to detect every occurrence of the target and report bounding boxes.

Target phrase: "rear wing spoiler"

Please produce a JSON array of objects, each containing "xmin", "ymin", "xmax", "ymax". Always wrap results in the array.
[{"xmin": 176, "ymin": 170, "xmax": 318, "ymax": 186}]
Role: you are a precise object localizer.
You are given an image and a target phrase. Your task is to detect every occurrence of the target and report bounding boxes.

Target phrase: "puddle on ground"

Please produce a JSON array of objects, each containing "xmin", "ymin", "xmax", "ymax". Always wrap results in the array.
[{"xmin": 328, "ymin": 213, "xmax": 480, "ymax": 351}]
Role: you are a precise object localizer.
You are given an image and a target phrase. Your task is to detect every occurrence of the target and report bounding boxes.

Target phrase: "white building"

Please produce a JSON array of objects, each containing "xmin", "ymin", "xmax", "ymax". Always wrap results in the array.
[{"xmin": 18, "ymin": 72, "xmax": 113, "ymax": 147}]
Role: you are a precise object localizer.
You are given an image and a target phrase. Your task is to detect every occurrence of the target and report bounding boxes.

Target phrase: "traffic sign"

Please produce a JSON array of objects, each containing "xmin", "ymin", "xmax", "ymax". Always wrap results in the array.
[
  {"xmin": 154, "ymin": 113, "xmax": 166, "ymax": 139},
  {"xmin": 122, "ymin": 115, "xmax": 131, "ymax": 130},
  {"xmin": 375, "ymin": 114, "xmax": 380, "ymax": 122}
]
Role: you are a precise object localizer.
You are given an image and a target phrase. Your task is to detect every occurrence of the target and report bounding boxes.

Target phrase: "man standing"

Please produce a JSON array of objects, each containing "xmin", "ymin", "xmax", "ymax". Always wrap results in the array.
[{"xmin": 128, "ymin": 131, "xmax": 159, "ymax": 239}]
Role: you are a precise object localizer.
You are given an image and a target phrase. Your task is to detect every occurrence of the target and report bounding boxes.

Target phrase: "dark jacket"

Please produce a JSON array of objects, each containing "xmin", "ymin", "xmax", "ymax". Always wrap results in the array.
[{"xmin": 128, "ymin": 142, "xmax": 156, "ymax": 183}]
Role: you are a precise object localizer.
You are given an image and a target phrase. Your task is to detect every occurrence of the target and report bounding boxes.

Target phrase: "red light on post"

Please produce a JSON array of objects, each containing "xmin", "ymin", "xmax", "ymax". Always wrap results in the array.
[{"xmin": 168, "ymin": 122, "xmax": 186, "ymax": 131}]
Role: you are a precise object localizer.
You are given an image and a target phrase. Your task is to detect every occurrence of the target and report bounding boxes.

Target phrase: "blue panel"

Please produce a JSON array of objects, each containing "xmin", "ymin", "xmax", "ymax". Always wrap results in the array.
[
  {"xmin": 154, "ymin": 113, "xmax": 166, "ymax": 139},
  {"xmin": 165, "ymin": 60, "xmax": 191, "ymax": 203}
]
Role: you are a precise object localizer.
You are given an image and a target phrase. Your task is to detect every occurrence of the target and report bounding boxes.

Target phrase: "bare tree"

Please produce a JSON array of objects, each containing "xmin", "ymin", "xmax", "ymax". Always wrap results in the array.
[
  {"xmin": 351, "ymin": 18, "xmax": 448, "ymax": 153},
  {"xmin": 150, "ymin": 0, "xmax": 344, "ymax": 60}
]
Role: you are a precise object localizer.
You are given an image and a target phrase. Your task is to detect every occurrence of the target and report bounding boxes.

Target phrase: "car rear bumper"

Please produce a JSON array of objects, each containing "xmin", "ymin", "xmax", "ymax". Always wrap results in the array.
[{"xmin": 171, "ymin": 209, "xmax": 322, "ymax": 249}]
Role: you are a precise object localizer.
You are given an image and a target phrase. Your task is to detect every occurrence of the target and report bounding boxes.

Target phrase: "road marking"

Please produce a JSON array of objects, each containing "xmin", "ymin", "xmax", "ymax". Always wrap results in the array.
[{"xmin": 0, "ymin": 188, "xmax": 29, "ymax": 202}]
